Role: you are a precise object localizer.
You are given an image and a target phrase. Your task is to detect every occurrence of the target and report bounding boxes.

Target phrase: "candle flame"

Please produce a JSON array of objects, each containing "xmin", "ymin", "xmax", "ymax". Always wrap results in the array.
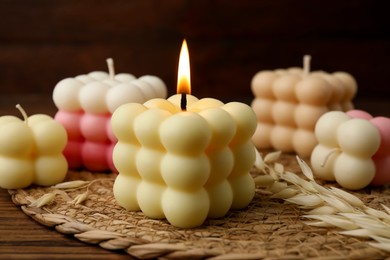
[{"xmin": 177, "ymin": 39, "xmax": 191, "ymax": 95}]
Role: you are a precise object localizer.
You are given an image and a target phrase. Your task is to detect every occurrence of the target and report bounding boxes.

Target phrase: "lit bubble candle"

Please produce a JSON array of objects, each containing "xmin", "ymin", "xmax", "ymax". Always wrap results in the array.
[{"xmin": 111, "ymin": 40, "xmax": 256, "ymax": 228}]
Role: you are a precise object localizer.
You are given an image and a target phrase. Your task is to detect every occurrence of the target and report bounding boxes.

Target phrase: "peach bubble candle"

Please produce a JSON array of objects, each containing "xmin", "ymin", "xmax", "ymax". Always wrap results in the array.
[
  {"xmin": 53, "ymin": 59, "xmax": 167, "ymax": 172},
  {"xmin": 112, "ymin": 40, "xmax": 257, "ymax": 228},
  {"xmin": 251, "ymin": 55, "xmax": 357, "ymax": 157}
]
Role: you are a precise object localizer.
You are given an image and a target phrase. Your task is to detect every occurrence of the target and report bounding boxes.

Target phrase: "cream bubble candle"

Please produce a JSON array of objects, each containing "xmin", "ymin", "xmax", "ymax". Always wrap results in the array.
[
  {"xmin": 112, "ymin": 40, "xmax": 256, "ymax": 228},
  {"xmin": 251, "ymin": 55, "xmax": 357, "ymax": 157},
  {"xmin": 0, "ymin": 105, "xmax": 68, "ymax": 189},
  {"xmin": 311, "ymin": 110, "xmax": 390, "ymax": 190},
  {"xmin": 53, "ymin": 58, "xmax": 167, "ymax": 172}
]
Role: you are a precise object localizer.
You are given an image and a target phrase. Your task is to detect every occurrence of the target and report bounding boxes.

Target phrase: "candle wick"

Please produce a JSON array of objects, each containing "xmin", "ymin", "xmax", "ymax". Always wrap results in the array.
[
  {"xmin": 320, "ymin": 148, "xmax": 340, "ymax": 167},
  {"xmin": 303, "ymin": 54, "xmax": 311, "ymax": 77},
  {"xmin": 106, "ymin": 58, "xmax": 115, "ymax": 80},
  {"xmin": 15, "ymin": 104, "xmax": 28, "ymax": 124},
  {"xmin": 180, "ymin": 93, "xmax": 187, "ymax": 111}
]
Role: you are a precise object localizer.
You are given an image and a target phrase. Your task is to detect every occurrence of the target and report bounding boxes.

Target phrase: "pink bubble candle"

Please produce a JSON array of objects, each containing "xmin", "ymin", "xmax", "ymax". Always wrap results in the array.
[{"xmin": 53, "ymin": 58, "xmax": 167, "ymax": 172}]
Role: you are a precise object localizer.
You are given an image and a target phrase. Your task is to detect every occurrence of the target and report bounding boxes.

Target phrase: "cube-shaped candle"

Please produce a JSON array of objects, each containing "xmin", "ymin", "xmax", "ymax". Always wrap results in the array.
[
  {"xmin": 111, "ymin": 40, "xmax": 256, "ymax": 228},
  {"xmin": 0, "ymin": 105, "xmax": 68, "ymax": 189},
  {"xmin": 311, "ymin": 110, "xmax": 390, "ymax": 190},
  {"xmin": 53, "ymin": 59, "xmax": 167, "ymax": 172},
  {"xmin": 251, "ymin": 56, "xmax": 357, "ymax": 157}
]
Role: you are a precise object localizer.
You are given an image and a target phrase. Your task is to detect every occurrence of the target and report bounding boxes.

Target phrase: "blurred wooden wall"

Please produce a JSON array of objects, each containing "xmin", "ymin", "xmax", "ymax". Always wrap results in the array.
[{"xmin": 0, "ymin": 0, "xmax": 389, "ymax": 108}]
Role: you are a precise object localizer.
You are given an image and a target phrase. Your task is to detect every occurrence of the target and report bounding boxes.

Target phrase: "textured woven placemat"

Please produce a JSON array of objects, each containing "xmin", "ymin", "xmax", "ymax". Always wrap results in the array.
[{"xmin": 8, "ymin": 153, "xmax": 390, "ymax": 260}]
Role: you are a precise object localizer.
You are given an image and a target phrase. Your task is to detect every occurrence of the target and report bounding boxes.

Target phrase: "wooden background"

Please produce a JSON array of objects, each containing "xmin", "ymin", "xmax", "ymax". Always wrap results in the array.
[{"xmin": 0, "ymin": 0, "xmax": 389, "ymax": 114}]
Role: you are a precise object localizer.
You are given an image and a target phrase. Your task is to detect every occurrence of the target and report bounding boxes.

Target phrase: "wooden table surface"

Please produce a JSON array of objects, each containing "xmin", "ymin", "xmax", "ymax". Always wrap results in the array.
[{"xmin": 0, "ymin": 95, "xmax": 389, "ymax": 259}]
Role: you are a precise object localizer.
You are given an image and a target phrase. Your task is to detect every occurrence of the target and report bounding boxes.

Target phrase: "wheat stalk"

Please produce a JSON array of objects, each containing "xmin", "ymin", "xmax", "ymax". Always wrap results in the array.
[{"xmin": 254, "ymin": 150, "xmax": 390, "ymax": 253}]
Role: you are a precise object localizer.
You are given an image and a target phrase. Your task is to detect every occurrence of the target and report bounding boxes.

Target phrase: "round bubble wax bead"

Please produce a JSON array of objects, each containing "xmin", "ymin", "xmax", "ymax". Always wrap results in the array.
[
  {"xmin": 199, "ymin": 108, "xmax": 236, "ymax": 151},
  {"xmin": 112, "ymin": 143, "xmax": 139, "ymax": 175},
  {"xmin": 52, "ymin": 78, "xmax": 83, "ymax": 111},
  {"xmin": 337, "ymin": 119, "xmax": 380, "ymax": 157},
  {"xmin": 132, "ymin": 80, "xmax": 158, "ymax": 101},
  {"xmin": 136, "ymin": 148, "xmax": 165, "ymax": 182},
  {"xmin": 106, "ymin": 82, "xmax": 145, "ymax": 113},
  {"xmin": 295, "ymin": 76, "xmax": 332, "ymax": 106},
  {"xmin": 333, "ymin": 72, "xmax": 358, "ymax": 107},
  {"xmin": 270, "ymin": 126, "xmax": 294, "ymax": 152},
  {"xmin": 114, "ymin": 73, "xmax": 136, "ymax": 82},
  {"xmin": 206, "ymin": 148, "xmax": 234, "ymax": 185},
  {"xmin": 0, "ymin": 120, "xmax": 34, "ymax": 157},
  {"xmin": 81, "ymin": 142, "xmax": 110, "ymax": 172},
  {"xmin": 34, "ymin": 155, "xmax": 67, "ymax": 186},
  {"xmin": 251, "ymin": 70, "xmax": 278, "ymax": 98},
  {"xmin": 293, "ymin": 129, "xmax": 318, "ymax": 157},
  {"xmin": 29, "ymin": 115, "xmax": 68, "ymax": 155},
  {"xmin": 346, "ymin": 109, "xmax": 373, "ymax": 120},
  {"xmin": 206, "ymin": 180, "xmax": 233, "ymax": 218},
  {"xmin": 80, "ymin": 114, "xmax": 111, "ymax": 142},
  {"xmin": 222, "ymin": 102, "xmax": 257, "ymax": 145},
  {"xmin": 252, "ymin": 122, "xmax": 273, "ymax": 148},
  {"xmin": 134, "ymin": 109, "xmax": 171, "ymax": 148},
  {"xmin": 315, "ymin": 111, "xmax": 350, "ymax": 146},
  {"xmin": 251, "ymin": 98, "xmax": 274, "ymax": 123},
  {"xmin": 111, "ymin": 103, "xmax": 147, "ymax": 143},
  {"xmin": 310, "ymin": 145, "xmax": 339, "ymax": 181},
  {"xmin": 230, "ymin": 142, "xmax": 256, "ymax": 174},
  {"xmin": 88, "ymin": 71, "xmax": 108, "ymax": 80},
  {"xmin": 137, "ymin": 181, "xmax": 165, "ymax": 219},
  {"xmin": 54, "ymin": 111, "xmax": 83, "ymax": 140},
  {"xmin": 272, "ymin": 74, "xmax": 300, "ymax": 101},
  {"xmin": 272, "ymin": 102, "xmax": 296, "ymax": 126},
  {"xmin": 188, "ymin": 98, "xmax": 224, "ymax": 112},
  {"xmin": 229, "ymin": 173, "xmax": 255, "ymax": 209},
  {"xmin": 370, "ymin": 117, "xmax": 390, "ymax": 156},
  {"xmin": 79, "ymin": 82, "xmax": 110, "ymax": 114},
  {"xmin": 161, "ymin": 154, "xmax": 210, "ymax": 191},
  {"xmin": 162, "ymin": 188, "xmax": 209, "ymax": 228},
  {"xmin": 294, "ymin": 105, "xmax": 328, "ymax": 130},
  {"xmin": 334, "ymin": 153, "xmax": 376, "ymax": 190},
  {"xmin": 138, "ymin": 75, "xmax": 168, "ymax": 98},
  {"xmin": 75, "ymin": 75, "xmax": 94, "ymax": 84},
  {"xmin": 143, "ymin": 98, "xmax": 179, "ymax": 113},
  {"xmin": 0, "ymin": 157, "xmax": 34, "ymax": 189},
  {"xmin": 371, "ymin": 156, "xmax": 390, "ymax": 185},
  {"xmin": 159, "ymin": 112, "xmax": 211, "ymax": 156},
  {"xmin": 113, "ymin": 174, "xmax": 141, "ymax": 211}
]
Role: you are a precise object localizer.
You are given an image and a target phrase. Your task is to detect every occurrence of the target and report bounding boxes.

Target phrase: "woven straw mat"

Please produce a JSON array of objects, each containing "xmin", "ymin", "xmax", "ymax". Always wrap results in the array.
[{"xmin": 8, "ymin": 153, "xmax": 390, "ymax": 260}]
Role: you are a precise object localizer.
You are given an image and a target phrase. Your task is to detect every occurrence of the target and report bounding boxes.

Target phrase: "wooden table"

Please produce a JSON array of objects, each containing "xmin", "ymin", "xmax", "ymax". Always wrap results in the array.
[{"xmin": 0, "ymin": 95, "xmax": 389, "ymax": 259}]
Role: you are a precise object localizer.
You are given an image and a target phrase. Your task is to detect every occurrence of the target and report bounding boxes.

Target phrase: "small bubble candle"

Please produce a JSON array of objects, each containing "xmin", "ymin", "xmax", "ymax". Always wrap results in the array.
[
  {"xmin": 0, "ymin": 105, "xmax": 68, "ymax": 189},
  {"xmin": 311, "ymin": 110, "xmax": 390, "ymax": 190}
]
